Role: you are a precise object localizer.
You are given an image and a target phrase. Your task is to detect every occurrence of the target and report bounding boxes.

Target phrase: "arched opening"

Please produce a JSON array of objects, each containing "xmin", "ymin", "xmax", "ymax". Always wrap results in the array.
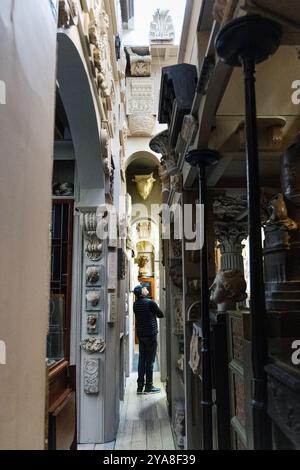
[
  {"xmin": 57, "ymin": 31, "xmax": 105, "ymax": 203},
  {"xmin": 125, "ymin": 150, "xmax": 166, "ymax": 378}
]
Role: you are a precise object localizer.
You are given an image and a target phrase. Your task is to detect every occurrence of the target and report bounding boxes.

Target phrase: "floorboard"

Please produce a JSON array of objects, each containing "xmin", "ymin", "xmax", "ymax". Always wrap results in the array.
[{"xmin": 114, "ymin": 372, "xmax": 174, "ymax": 451}]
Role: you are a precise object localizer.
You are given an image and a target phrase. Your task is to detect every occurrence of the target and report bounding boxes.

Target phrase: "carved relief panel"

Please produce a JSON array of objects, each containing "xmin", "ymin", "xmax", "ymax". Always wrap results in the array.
[
  {"xmin": 126, "ymin": 78, "xmax": 155, "ymax": 115},
  {"xmin": 84, "ymin": 357, "xmax": 100, "ymax": 395},
  {"xmin": 86, "ymin": 288, "xmax": 103, "ymax": 311}
]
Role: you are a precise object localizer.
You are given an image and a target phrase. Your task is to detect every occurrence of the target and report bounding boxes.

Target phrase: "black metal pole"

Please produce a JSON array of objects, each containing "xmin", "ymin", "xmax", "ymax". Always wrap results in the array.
[
  {"xmin": 199, "ymin": 165, "xmax": 213, "ymax": 450},
  {"xmin": 215, "ymin": 14, "xmax": 282, "ymax": 449},
  {"xmin": 185, "ymin": 149, "xmax": 220, "ymax": 450},
  {"xmin": 241, "ymin": 54, "xmax": 272, "ymax": 449}
]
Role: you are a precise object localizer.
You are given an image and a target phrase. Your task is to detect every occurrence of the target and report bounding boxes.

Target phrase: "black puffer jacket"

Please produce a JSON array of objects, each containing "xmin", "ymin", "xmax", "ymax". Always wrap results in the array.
[{"xmin": 133, "ymin": 297, "xmax": 164, "ymax": 337}]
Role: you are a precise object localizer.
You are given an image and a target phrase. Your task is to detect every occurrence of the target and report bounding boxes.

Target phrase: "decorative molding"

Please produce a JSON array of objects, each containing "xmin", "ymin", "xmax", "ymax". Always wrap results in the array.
[
  {"xmin": 88, "ymin": 2, "xmax": 114, "ymax": 101},
  {"xmin": 127, "ymin": 114, "xmax": 156, "ymax": 137},
  {"xmin": 81, "ymin": 337, "xmax": 106, "ymax": 354},
  {"xmin": 107, "ymin": 292, "xmax": 117, "ymax": 324},
  {"xmin": 118, "ymin": 248, "xmax": 127, "ymax": 280},
  {"xmin": 266, "ymin": 364, "xmax": 300, "ymax": 447},
  {"xmin": 149, "ymin": 9, "xmax": 175, "ymax": 43},
  {"xmin": 150, "ymin": 130, "xmax": 177, "ymax": 176},
  {"xmin": 174, "ymin": 296, "xmax": 184, "ymax": 334},
  {"xmin": 108, "ymin": 251, "xmax": 118, "ymax": 290},
  {"xmin": 83, "ymin": 211, "xmax": 103, "ymax": 261},
  {"xmin": 213, "ymin": 195, "xmax": 248, "ymax": 272},
  {"xmin": 58, "ymin": 0, "xmax": 78, "ymax": 28},
  {"xmin": 187, "ymin": 300, "xmax": 201, "ymax": 321},
  {"xmin": 84, "ymin": 358, "xmax": 100, "ymax": 394},
  {"xmin": 126, "ymin": 78, "xmax": 155, "ymax": 115},
  {"xmin": 213, "ymin": 195, "xmax": 247, "ymax": 221}
]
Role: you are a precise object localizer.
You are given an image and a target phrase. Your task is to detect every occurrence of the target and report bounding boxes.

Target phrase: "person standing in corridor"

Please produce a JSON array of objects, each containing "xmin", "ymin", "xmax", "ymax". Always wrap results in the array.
[{"xmin": 133, "ymin": 285, "xmax": 164, "ymax": 394}]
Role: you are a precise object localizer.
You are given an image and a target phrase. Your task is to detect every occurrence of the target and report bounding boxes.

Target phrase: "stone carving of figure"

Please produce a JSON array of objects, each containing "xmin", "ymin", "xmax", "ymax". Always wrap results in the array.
[
  {"xmin": 87, "ymin": 314, "xmax": 98, "ymax": 334},
  {"xmin": 210, "ymin": 269, "xmax": 247, "ymax": 312}
]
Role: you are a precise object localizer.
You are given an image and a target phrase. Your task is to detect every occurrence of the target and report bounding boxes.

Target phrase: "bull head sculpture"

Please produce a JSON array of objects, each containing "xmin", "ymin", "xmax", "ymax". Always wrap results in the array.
[{"xmin": 132, "ymin": 173, "xmax": 156, "ymax": 200}]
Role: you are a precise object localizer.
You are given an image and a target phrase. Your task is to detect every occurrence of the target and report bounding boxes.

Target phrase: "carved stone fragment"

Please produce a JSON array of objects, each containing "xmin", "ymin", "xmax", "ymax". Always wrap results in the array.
[
  {"xmin": 174, "ymin": 296, "xmax": 184, "ymax": 334},
  {"xmin": 84, "ymin": 358, "xmax": 100, "ymax": 394},
  {"xmin": 87, "ymin": 314, "xmax": 98, "ymax": 335},
  {"xmin": 86, "ymin": 266, "xmax": 102, "ymax": 286},
  {"xmin": 86, "ymin": 289, "xmax": 102, "ymax": 310},
  {"xmin": 81, "ymin": 337, "xmax": 106, "ymax": 354},
  {"xmin": 149, "ymin": 9, "xmax": 175, "ymax": 43}
]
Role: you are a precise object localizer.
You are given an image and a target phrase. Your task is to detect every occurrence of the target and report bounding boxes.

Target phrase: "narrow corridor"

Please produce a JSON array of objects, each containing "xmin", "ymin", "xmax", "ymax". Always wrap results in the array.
[{"xmin": 78, "ymin": 372, "xmax": 174, "ymax": 451}]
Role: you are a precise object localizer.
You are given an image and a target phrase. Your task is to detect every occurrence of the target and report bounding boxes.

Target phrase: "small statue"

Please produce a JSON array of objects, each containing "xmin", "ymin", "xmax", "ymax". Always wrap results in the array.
[
  {"xmin": 210, "ymin": 269, "xmax": 247, "ymax": 312},
  {"xmin": 264, "ymin": 193, "xmax": 297, "ymax": 232},
  {"xmin": 263, "ymin": 193, "xmax": 298, "ymax": 249}
]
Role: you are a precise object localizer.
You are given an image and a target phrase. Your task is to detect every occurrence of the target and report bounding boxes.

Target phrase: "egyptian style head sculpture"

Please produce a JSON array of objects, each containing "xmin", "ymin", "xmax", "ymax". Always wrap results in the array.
[{"xmin": 210, "ymin": 269, "xmax": 247, "ymax": 312}]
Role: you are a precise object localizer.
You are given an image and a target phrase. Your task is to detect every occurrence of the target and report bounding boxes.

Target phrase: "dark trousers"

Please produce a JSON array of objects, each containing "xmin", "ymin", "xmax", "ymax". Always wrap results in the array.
[{"xmin": 137, "ymin": 335, "xmax": 157, "ymax": 387}]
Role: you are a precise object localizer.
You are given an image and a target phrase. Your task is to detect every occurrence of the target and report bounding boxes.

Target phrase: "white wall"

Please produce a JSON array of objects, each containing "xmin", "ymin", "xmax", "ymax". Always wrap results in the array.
[
  {"xmin": 123, "ymin": 0, "xmax": 186, "ymax": 46},
  {"xmin": 0, "ymin": 0, "xmax": 57, "ymax": 450}
]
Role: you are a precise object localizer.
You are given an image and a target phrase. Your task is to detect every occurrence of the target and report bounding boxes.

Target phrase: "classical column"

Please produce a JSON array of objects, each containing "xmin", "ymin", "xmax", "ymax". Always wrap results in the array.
[
  {"xmin": 215, "ymin": 223, "xmax": 247, "ymax": 272},
  {"xmin": 215, "ymin": 14, "xmax": 282, "ymax": 450},
  {"xmin": 213, "ymin": 195, "xmax": 248, "ymax": 273},
  {"xmin": 185, "ymin": 148, "xmax": 220, "ymax": 450}
]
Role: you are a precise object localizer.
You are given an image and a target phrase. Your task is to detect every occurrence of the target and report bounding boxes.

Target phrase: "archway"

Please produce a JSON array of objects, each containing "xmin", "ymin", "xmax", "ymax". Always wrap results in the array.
[{"xmin": 57, "ymin": 31, "xmax": 105, "ymax": 203}]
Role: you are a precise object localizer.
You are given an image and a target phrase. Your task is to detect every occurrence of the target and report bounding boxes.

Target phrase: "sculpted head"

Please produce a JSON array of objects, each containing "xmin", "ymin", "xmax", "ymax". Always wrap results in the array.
[{"xmin": 210, "ymin": 269, "xmax": 247, "ymax": 305}]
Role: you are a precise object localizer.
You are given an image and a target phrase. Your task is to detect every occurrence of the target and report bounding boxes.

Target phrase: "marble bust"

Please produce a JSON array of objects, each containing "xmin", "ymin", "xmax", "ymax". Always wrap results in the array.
[{"xmin": 210, "ymin": 269, "xmax": 247, "ymax": 311}]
